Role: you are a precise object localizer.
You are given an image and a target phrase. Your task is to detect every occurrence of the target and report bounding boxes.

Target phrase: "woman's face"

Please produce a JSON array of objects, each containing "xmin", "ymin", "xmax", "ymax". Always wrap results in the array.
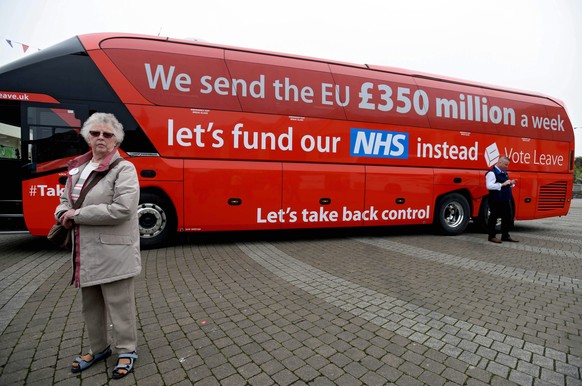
[{"xmin": 88, "ymin": 124, "xmax": 117, "ymax": 157}]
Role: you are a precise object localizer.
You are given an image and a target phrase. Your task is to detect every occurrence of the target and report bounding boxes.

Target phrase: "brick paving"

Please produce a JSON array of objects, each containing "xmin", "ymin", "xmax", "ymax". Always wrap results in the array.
[{"xmin": 0, "ymin": 200, "xmax": 581, "ymax": 385}]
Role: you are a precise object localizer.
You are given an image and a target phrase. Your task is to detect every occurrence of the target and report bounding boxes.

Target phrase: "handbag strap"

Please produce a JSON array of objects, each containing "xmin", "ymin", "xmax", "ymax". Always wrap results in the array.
[{"xmin": 72, "ymin": 158, "xmax": 124, "ymax": 209}]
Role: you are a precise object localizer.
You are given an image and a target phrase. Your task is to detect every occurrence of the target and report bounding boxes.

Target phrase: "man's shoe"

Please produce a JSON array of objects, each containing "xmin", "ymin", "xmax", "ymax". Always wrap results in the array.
[
  {"xmin": 488, "ymin": 237, "xmax": 502, "ymax": 244},
  {"xmin": 502, "ymin": 237, "xmax": 519, "ymax": 242}
]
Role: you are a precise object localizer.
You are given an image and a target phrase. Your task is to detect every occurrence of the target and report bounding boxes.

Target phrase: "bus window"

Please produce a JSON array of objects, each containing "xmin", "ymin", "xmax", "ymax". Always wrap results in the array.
[
  {"xmin": 0, "ymin": 103, "xmax": 21, "ymax": 159},
  {"xmin": 25, "ymin": 106, "xmax": 88, "ymax": 173}
]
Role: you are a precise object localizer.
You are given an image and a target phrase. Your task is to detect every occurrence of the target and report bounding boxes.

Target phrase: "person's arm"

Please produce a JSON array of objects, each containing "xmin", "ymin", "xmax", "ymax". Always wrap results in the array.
[
  {"xmin": 55, "ymin": 175, "xmax": 75, "ymax": 228},
  {"xmin": 486, "ymin": 171, "xmax": 501, "ymax": 190},
  {"xmin": 486, "ymin": 170, "xmax": 514, "ymax": 190}
]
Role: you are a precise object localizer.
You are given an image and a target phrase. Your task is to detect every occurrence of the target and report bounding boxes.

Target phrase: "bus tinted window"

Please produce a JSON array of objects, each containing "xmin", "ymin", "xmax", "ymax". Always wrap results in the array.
[{"xmin": 26, "ymin": 107, "xmax": 87, "ymax": 170}]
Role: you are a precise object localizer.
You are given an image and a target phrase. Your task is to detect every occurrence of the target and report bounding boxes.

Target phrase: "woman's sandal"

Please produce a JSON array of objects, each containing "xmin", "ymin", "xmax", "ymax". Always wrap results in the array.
[
  {"xmin": 71, "ymin": 346, "xmax": 112, "ymax": 373},
  {"xmin": 112, "ymin": 352, "xmax": 138, "ymax": 379}
]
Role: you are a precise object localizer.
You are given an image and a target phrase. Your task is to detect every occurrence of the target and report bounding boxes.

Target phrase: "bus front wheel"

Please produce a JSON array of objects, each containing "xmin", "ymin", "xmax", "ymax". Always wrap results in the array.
[
  {"xmin": 435, "ymin": 193, "xmax": 470, "ymax": 235},
  {"xmin": 138, "ymin": 192, "xmax": 176, "ymax": 249}
]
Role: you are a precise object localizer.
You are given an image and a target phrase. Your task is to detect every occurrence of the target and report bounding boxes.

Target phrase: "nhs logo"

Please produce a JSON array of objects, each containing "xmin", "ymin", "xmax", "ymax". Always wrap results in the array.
[{"xmin": 350, "ymin": 128, "xmax": 409, "ymax": 159}]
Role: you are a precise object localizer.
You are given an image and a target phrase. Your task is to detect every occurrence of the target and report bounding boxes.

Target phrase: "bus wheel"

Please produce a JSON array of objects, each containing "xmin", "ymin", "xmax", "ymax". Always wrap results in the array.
[
  {"xmin": 138, "ymin": 192, "xmax": 176, "ymax": 249},
  {"xmin": 435, "ymin": 193, "xmax": 470, "ymax": 235},
  {"xmin": 478, "ymin": 197, "xmax": 494, "ymax": 232}
]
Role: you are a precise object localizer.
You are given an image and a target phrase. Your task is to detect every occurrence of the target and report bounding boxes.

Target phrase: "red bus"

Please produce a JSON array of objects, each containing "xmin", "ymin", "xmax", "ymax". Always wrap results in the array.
[{"xmin": 0, "ymin": 33, "xmax": 574, "ymax": 248}]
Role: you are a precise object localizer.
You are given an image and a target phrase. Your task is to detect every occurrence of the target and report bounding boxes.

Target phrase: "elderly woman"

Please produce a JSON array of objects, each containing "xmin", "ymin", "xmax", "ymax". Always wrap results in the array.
[{"xmin": 55, "ymin": 112, "xmax": 141, "ymax": 379}]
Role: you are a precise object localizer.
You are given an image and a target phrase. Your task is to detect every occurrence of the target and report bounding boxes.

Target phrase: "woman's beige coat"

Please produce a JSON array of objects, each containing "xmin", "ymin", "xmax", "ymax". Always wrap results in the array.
[{"xmin": 55, "ymin": 150, "xmax": 141, "ymax": 287}]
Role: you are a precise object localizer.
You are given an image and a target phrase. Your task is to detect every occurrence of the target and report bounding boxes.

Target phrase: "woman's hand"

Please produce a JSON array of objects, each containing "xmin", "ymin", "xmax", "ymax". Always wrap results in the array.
[{"xmin": 59, "ymin": 209, "xmax": 76, "ymax": 229}]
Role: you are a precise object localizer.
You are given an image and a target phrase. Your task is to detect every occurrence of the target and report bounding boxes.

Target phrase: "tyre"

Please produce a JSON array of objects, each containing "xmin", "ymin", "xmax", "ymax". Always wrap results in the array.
[
  {"xmin": 137, "ymin": 192, "xmax": 176, "ymax": 249},
  {"xmin": 477, "ymin": 196, "xmax": 492, "ymax": 232},
  {"xmin": 435, "ymin": 193, "xmax": 470, "ymax": 235}
]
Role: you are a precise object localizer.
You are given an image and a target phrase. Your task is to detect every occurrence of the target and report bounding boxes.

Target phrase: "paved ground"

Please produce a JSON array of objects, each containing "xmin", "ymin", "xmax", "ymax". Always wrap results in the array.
[{"xmin": 0, "ymin": 200, "xmax": 581, "ymax": 386}]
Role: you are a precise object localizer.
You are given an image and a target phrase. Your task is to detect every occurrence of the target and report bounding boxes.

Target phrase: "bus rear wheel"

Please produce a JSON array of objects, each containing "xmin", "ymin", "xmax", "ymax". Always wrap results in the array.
[
  {"xmin": 138, "ymin": 192, "xmax": 176, "ymax": 249},
  {"xmin": 435, "ymin": 193, "xmax": 470, "ymax": 235}
]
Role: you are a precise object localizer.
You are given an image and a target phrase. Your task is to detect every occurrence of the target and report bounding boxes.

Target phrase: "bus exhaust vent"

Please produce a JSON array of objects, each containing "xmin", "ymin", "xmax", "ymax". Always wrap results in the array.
[{"xmin": 537, "ymin": 181, "xmax": 568, "ymax": 211}]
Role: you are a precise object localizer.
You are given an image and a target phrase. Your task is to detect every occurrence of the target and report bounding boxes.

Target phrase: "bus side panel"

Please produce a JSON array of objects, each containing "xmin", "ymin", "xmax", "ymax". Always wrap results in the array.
[
  {"xmin": 533, "ymin": 173, "xmax": 573, "ymax": 219},
  {"xmin": 131, "ymin": 157, "xmax": 185, "ymax": 182},
  {"xmin": 491, "ymin": 172, "xmax": 571, "ymax": 221},
  {"xmin": 329, "ymin": 64, "xmax": 431, "ymax": 128},
  {"xmin": 124, "ymin": 157, "xmax": 185, "ymax": 233},
  {"xmin": 22, "ymin": 174, "xmax": 65, "ymax": 236},
  {"xmin": 509, "ymin": 172, "xmax": 537, "ymax": 220},
  {"xmin": 183, "ymin": 160, "xmax": 282, "ymax": 231},
  {"xmin": 281, "ymin": 163, "xmax": 365, "ymax": 229},
  {"xmin": 433, "ymin": 169, "xmax": 482, "ymax": 216},
  {"xmin": 365, "ymin": 166, "xmax": 434, "ymax": 226},
  {"xmin": 433, "ymin": 169, "xmax": 481, "ymax": 188}
]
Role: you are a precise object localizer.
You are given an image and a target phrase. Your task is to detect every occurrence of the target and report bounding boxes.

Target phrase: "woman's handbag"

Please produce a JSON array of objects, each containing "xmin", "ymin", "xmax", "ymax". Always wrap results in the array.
[
  {"xmin": 47, "ymin": 158, "xmax": 123, "ymax": 250},
  {"xmin": 47, "ymin": 222, "xmax": 72, "ymax": 249}
]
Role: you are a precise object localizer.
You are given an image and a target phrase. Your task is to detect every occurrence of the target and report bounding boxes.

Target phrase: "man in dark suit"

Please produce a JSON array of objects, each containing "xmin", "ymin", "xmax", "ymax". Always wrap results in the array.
[{"xmin": 486, "ymin": 156, "xmax": 519, "ymax": 243}]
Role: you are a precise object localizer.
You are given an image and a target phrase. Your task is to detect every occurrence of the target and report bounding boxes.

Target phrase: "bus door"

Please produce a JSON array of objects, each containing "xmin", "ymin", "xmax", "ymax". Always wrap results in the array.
[
  {"xmin": 20, "ymin": 104, "xmax": 89, "ymax": 235},
  {"xmin": 0, "ymin": 100, "xmax": 27, "ymax": 231}
]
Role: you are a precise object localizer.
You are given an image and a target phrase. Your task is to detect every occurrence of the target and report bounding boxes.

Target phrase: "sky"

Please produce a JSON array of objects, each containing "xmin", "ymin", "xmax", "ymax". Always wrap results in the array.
[{"xmin": 1, "ymin": 0, "xmax": 581, "ymax": 156}]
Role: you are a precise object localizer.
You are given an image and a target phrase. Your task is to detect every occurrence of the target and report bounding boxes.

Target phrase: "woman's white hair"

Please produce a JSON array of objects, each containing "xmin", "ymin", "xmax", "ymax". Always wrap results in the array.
[{"xmin": 80, "ymin": 112, "xmax": 125, "ymax": 145}]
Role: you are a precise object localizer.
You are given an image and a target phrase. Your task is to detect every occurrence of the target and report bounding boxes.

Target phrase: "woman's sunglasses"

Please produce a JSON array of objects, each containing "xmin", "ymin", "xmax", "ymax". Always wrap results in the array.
[{"xmin": 89, "ymin": 131, "xmax": 115, "ymax": 139}]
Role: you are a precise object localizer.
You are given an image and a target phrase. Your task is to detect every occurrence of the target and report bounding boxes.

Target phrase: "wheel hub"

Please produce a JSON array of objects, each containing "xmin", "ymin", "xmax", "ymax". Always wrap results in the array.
[{"xmin": 137, "ymin": 203, "xmax": 166, "ymax": 238}]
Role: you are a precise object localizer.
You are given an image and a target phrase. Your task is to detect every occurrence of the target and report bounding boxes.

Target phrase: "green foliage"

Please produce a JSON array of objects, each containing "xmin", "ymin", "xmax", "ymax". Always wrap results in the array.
[{"xmin": 575, "ymin": 157, "xmax": 582, "ymax": 183}]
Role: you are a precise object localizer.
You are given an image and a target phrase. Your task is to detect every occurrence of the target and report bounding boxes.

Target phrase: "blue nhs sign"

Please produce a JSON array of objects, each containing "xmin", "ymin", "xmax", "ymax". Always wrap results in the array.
[{"xmin": 350, "ymin": 128, "xmax": 409, "ymax": 159}]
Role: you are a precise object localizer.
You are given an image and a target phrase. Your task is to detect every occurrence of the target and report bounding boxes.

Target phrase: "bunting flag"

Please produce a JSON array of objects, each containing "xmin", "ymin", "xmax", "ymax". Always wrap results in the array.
[{"xmin": 2, "ymin": 37, "xmax": 41, "ymax": 53}]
